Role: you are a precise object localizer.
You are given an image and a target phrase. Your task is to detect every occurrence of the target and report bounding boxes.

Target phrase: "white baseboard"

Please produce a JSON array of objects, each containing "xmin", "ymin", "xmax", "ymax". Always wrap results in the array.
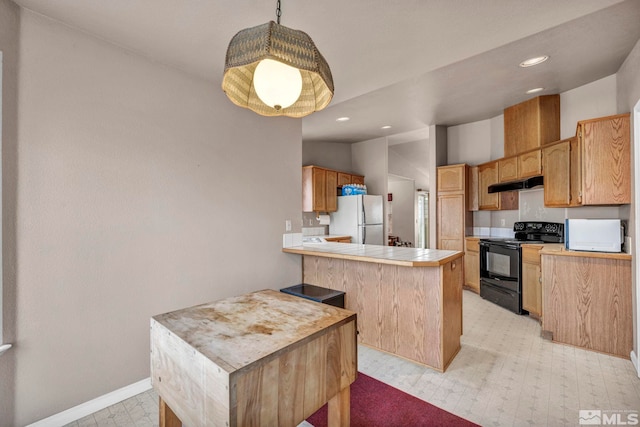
[
  {"xmin": 26, "ymin": 378, "xmax": 152, "ymax": 427},
  {"xmin": 632, "ymin": 350, "xmax": 639, "ymax": 377}
]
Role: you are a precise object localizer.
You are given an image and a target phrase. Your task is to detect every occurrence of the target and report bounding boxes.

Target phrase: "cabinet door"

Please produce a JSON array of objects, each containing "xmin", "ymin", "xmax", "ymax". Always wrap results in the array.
[
  {"xmin": 521, "ymin": 245, "xmax": 542, "ymax": 316},
  {"xmin": 464, "ymin": 238, "xmax": 480, "ymax": 293},
  {"xmin": 437, "ymin": 164, "xmax": 466, "ymax": 192},
  {"xmin": 312, "ymin": 167, "xmax": 327, "ymax": 212},
  {"xmin": 522, "ymin": 262, "xmax": 541, "ymax": 317},
  {"xmin": 498, "ymin": 157, "xmax": 518, "ymax": 182},
  {"xmin": 518, "ymin": 149, "xmax": 542, "ymax": 178},
  {"xmin": 504, "ymin": 95, "xmax": 560, "ymax": 156},
  {"xmin": 580, "ymin": 114, "xmax": 631, "ymax": 205},
  {"xmin": 325, "ymin": 170, "xmax": 338, "ymax": 212},
  {"xmin": 468, "ymin": 166, "xmax": 479, "ymax": 211},
  {"xmin": 351, "ymin": 175, "xmax": 365, "ymax": 185},
  {"xmin": 478, "ymin": 162, "xmax": 499, "ymax": 210},
  {"xmin": 337, "ymin": 172, "xmax": 351, "ymax": 186},
  {"xmin": 437, "ymin": 194, "xmax": 464, "ymax": 251},
  {"xmin": 542, "ymin": 140, "xmax": 571, "ymax": 207}
]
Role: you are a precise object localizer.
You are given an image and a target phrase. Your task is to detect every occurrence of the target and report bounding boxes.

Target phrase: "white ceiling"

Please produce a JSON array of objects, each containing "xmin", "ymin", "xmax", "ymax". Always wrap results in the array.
[{"xmin": 12, "ymin": 0, "xmax": 640, "ymax": 143}]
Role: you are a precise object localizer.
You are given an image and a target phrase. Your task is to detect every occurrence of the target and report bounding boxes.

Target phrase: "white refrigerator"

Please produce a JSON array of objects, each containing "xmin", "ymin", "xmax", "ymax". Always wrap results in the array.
[{"xmin": 329, "ymin": 195, "xmax": 384, "ymax": 245}]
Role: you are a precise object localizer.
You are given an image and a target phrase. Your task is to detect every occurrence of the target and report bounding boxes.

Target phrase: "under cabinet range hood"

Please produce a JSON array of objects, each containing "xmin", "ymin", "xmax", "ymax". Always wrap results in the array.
[{"xmin": 488, "ymin": 175, "xmax": 544, "ymax": 193}]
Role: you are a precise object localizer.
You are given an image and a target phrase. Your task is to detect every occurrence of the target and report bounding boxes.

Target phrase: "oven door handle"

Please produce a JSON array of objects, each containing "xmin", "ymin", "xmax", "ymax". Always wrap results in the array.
[{"xmin": 480, "ymin": 242, "xmax": 519, "ymax": 250}]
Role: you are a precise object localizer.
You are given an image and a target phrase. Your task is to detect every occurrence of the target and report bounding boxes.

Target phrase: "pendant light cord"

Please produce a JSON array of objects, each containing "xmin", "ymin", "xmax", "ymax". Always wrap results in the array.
[{"xmin": 276, "ymin": 0, "xmax": 282, "ymax": 24}]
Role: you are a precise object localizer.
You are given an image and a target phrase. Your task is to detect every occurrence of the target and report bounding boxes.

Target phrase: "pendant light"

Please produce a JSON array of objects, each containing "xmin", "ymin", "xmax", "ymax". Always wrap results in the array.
[{"xmin": 222, "ymin": 0, "xmax": 334, "ymax": 118}]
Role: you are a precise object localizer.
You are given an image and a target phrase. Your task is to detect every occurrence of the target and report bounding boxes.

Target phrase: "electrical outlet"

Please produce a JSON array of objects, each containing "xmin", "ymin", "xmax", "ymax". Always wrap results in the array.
[
  {"xmin": 500, "ymin": 219, "xmax": 506, "ymax": 227},
  {"xmin": 285, "ymin": 219, "xmax": 292, "ymax": 232}
]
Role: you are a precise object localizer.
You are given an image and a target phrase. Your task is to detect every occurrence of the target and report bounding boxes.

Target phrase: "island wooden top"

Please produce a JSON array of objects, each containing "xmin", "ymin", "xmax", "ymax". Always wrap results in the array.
[
  {"xmin": 283, "ymin": 242, "xmax": 463, "ymax": 267},
  {"xmin": 151, "ymin": 289, "xmax": 356, "ymax": 374}
]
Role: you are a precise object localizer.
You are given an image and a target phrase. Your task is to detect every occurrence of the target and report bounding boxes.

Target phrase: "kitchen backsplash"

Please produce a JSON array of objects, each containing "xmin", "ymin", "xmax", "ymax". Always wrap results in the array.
[
  {"xmin": 302, "ymin": 212, "xmax": 329, "ymax": 233},
  {"xmin": 472, "ymin": 227, "xmax": 515, "ymax": 238},
  {"xmin": 302, "ymin": 227, "xmax": 326, "ymax": 236}
]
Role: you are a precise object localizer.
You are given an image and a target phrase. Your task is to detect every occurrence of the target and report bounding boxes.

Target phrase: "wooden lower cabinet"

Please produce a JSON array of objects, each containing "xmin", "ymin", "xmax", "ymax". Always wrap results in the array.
[
  {"xmin": 325, "ymin": 236, "xmax": 351, "ymax": 243},
  {"xmin": 521, "ymin": 245, "xmax": 543, "ymax": 317},
  {"xmin": 541, "ymin": 251, "xmax": 632, "ymax": 358},
  {"xmin": 464, "ymin": 237, "xmax": 480, "ymax": 293},
  {"xmin": 302, "ymin": 255, "xmax": 463, "ymax": 372}
]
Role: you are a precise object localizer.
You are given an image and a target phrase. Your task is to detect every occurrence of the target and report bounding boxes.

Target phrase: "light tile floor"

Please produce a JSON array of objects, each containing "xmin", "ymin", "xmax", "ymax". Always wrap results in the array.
[{"xmin": 65, "ymin": 290, "xmax": 640, "ymax": 426}]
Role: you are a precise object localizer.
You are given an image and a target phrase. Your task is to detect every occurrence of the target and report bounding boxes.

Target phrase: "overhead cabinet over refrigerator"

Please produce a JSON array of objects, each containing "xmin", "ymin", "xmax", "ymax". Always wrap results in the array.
[{"xmin": 329, "ymin": 195, "xmax": 384, "ymax": 245}]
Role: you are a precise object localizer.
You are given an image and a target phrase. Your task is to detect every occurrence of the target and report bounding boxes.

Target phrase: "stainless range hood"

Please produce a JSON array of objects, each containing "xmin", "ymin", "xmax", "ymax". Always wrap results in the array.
[{"xmin": 488, "ymin": 175, "xmax": 543, "ymax": 193}]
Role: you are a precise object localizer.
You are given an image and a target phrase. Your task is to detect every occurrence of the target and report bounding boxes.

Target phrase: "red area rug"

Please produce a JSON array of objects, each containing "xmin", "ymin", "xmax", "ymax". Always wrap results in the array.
[{"xmin": 306, "ymin": 372, "xmax": 478, "ymax": 427}]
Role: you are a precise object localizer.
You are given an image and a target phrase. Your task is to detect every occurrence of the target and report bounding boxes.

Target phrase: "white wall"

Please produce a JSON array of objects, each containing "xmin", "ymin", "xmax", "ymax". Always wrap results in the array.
[
  {"xmin": 561, "ymin": 75, "xmax": 617, "ymax": 139},
  {"xmin": 5, "ymin": 9, "xmax": 302, "ymax": 425},
  {"xmin": 351, "ymin": 137, "xmax": 388, "ymax": 197},
  {"xmin": 0, "ymin": 0, "xmax": 18, "ymax": 424},
  {"xmin": 387, "ymin": 178, "xmax": 415, "ymax": 244},
  {"xmin": 352, "ymin": 137, "xmax": 388, "ymax": 241},
  {"xmin": 387, "ymin": 140, "xmax": 429, "ymax": 190}
]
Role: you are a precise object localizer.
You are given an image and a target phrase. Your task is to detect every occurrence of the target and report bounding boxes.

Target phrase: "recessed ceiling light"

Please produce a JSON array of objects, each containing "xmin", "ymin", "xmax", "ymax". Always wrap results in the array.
[
  {"xmin": 519, "ymin": 55, "xmax": 549, "ymax": 68},
  {"xmin": 526, "ymin": 87, "xmax": 544, "ymax": 94},
  {"xmin": 381, "ymin": 125, "xmax": 392, "ymax": 130},
  {"xmin": 336, "ymin": 117, "xmax": 350, "ymax": 122}
]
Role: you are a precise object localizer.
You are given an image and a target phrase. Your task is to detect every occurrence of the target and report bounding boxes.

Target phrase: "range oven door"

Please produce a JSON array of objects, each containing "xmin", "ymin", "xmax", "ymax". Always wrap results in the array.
[
  {"xmin": 479, "ymin": 241, "xmax": 520, "ymax": 292},
  {"xmin": 479, "ymin": 241, "xmax": 525, "ymax": 314}
]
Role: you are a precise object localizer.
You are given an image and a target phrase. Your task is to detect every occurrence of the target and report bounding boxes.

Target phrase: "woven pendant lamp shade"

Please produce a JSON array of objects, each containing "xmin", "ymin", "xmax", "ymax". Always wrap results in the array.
[{"xmin": 222, "ymin": 21, "xmax": 334, "ymax": 118}]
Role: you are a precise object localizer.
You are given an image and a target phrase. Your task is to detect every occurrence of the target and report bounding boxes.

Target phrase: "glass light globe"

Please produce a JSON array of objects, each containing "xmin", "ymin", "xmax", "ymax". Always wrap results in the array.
[{"xmin": 253, "ymin": 59, "xmax": 303, "ymax": 110}]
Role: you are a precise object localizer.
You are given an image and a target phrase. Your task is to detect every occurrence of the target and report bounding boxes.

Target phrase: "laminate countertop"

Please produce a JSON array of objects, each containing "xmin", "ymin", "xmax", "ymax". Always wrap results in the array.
[
  {"xmin": 540, "ymin": 245, "xmax": 632, "ymax": 260},
  {"xmin": 283, "ymin": 242, "xmax": 463, "ymax": 267}
]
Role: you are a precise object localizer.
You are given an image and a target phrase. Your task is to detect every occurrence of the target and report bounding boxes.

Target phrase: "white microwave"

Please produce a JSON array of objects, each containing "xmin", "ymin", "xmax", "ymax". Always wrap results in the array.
[{"xmin": 565, "ymin": 219, "xmax": 624, "ymax": 253}]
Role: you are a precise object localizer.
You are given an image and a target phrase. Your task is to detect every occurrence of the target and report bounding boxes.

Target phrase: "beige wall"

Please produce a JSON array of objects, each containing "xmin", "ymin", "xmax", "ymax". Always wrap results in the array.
[
  {"xmin": 2, "ymin": 8, "xmax": 302, "ymax": 425},
  {"xmin": 616, "ymin": 38, "xmax": 640, "ymax": 364},
  {"xmin": 0, "ymin": 0, "xmax": 19, "ymax": 425},
  {"xmin": 302, "ymin": 140, "xmax": 352, "ymax": 172}
]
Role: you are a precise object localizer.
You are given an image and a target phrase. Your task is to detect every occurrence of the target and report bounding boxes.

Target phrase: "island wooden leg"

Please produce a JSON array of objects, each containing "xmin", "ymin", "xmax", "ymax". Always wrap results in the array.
[
  {"xmin": 327, "ymin": 385, "xmax": 350, "ymax": 427},
  {"xmin": 159, "ymin": 397, "xmax": 181, "ymax": 427}
]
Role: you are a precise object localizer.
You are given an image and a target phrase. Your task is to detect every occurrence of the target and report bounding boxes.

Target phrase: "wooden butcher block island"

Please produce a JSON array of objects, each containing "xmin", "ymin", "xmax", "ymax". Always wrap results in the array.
[
  {"xmin": 150, "ymin": 289, "xmax": 357, "ymax": 427},
  {"xmin": 283, "ymin": 243, "xmax": 464, "ymax": 372}
]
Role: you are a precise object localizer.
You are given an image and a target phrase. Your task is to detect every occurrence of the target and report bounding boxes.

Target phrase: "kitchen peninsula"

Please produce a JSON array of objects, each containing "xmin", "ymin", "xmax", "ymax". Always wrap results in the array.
[{"xmin": 283, "ymin": 243, "xmax": 464, "ymax": 371}]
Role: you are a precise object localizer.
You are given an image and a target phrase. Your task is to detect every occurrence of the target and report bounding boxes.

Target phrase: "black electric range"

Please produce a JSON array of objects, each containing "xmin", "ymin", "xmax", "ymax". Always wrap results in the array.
[{"xmin": 479, "ymin": 222, "xmax": 564, "ymax": 314}]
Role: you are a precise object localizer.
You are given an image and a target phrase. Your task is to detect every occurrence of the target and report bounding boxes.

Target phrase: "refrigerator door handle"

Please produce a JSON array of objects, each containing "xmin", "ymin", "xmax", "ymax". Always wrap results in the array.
[
  {"xmin": 363, "ymin": 226, "xmax": 366, "ymax": 244},
  {"xmin": 362, "ymin": 204, "xmax": 366, "ymax": 225}
]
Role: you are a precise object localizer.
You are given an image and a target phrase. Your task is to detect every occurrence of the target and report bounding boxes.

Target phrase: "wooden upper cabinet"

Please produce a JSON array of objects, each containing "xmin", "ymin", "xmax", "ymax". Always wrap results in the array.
[
  {"xmin": 303, "ymin": 166, "xmax": 366, "ymax": 212},
  {"xmin": 351, "ymin": 175, "xmax": 365, "ymax": 185},
  {"xmin": 579, "ymin": 113, "xmax": 630, "ymax": 205},
  {"xmin": 478, "ymin": 161, "xmax": 519, "ymax": 211},
  {"xmin": 478, "ymin": 162, "xmax": 499, "ymax": 210},
  {"xmin": 325, "ymin": 170, "xmax": 338, "ymax": 212},
  {"xmin": 498, "ymin": 157, "xmax": 518, "ymax": 182},
  {"xmin": 542, "ymin": 139, "xmax": 573, "ymax": 207},
  {"xmin": 437, "ymin": 164, "xmax": 466, "ymax": 192},
  {"xmin": 468, "ymin": 166, "xmax": 479, "ymax": 211},
  {"xmin": 504, "ymin": 95, "xmax": 560, "ymax": 157},
  {"xmin": 542, "ymin": 113, "xmax": 630, "ymax": 207},
  {"xmin": 337, "ymin": 172, "xmax": 352, "ymax": 186},
  {"xmin": 518, "ymin": 149, "xmax": 542, "ymax": 178}
]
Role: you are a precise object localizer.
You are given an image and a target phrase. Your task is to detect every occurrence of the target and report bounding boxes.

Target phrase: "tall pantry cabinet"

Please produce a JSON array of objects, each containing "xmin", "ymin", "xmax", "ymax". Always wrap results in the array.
[{"xmin": 436, "ymin": 164, "xmax": 473, "ymax": 252}]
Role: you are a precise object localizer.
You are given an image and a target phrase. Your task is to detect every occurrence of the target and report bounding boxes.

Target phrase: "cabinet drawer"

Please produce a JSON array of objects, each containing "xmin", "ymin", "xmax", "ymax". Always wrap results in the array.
[
  {"xmin": 465, "ymin": 238, "xmax": 479, "ymax": 252},
  {"xmin": 522, "ymin": 246, "xmax": 542, "ymax": 264}
]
